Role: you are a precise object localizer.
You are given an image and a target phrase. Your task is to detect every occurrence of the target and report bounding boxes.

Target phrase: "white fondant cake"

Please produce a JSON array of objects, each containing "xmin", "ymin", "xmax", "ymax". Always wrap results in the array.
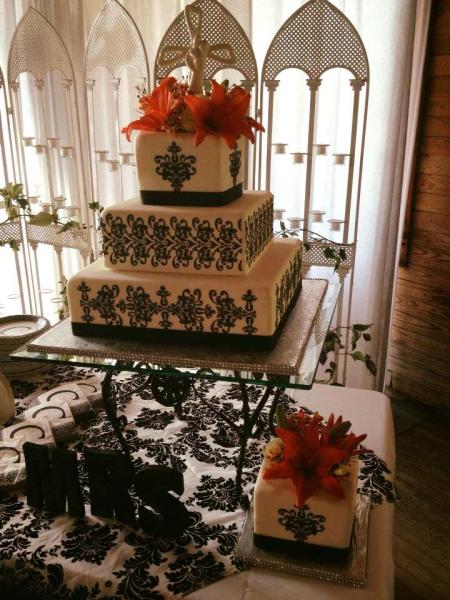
[
  {"xmin": 136, "ymin": 132, "xmax": 245, "ymax": 205},
  {"xmin": 67, "ymin": 238, "xmax": 302, "ymax": 347},
  {"xmin": 101, "ymin": 192, "xmax": 273, "ymax": 275},
  {"xmin": 253, "ymin": 457, "xmax": 359, "ymax": 549}
]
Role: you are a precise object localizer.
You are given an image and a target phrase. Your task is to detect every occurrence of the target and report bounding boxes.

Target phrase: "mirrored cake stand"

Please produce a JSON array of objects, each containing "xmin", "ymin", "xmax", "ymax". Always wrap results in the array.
[{"xmin": 12, "ymin": 279, "xmax": 339, "ymax": 503}]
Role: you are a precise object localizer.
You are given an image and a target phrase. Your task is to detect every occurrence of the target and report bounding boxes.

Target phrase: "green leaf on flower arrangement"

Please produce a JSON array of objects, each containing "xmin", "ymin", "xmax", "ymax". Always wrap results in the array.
[
  {"xmin": 339, "ymin": 248, "xmax": 347, "ymax": 261},
  {"xmin": 59, "ymin": 220, "xmax": 81, "ymax": 233},
  {"xmin": 88, "ymin": 201, "xmax": 100, "ymax": 211},
  {"xmin": 328, "ymin": 420, "xmax": 351, "ymax": 444},
  {"xmin": 276, "ymin": 406, "xmax": 295, "ymax": 429}
]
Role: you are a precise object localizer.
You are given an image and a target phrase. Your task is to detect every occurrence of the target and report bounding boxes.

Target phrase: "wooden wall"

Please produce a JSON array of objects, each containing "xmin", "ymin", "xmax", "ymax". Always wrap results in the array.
[{"xmin": 387, "ymin": 0, "xmax": 450, "ymax": 407}]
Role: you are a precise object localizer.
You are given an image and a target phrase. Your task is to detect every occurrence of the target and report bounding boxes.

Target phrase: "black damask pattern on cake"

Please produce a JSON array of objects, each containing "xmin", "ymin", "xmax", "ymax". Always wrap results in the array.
[
  {"xmin": 102, "ymin": 212, "xmax": 244, "ymax": 271},
  {"xmin": 358, "ymin": 451, "xmax": 399, "ymax": 505},
  {"xmin": 77, "ymin": 282, "xmax": 258, "ymax": 334},
  {"xmin": 229, "ymin": 145, "xmax": 242, "ymax": 185},
  {"xmin": 275, "ymin": 246, "xmax": 303, "ymax": 325},
  {"xmin": 245, "ymin": 197, "xmax": 273, "ymax": 267},
  {"xmin": 154, "ymin": 141, "xmax": 197, "ymax": 191},
  {"xmin": 278, "ymin": 504, "xmax": 326, "ymax": 543}
]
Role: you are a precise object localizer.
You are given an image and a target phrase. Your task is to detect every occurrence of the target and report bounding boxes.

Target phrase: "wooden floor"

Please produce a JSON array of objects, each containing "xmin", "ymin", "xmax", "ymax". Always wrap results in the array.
[{"xmin": 390, "ymin": 394, "xmax": 450, "ymax": 599}]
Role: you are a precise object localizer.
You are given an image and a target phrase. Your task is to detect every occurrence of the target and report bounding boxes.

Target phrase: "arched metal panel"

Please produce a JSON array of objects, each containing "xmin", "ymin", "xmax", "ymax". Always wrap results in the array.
[
  {"xmin": 85, "ymin": 0, "xmax": 149, "ymax": 81},
  {"xmin": 262, "ymin": 0, "xmax": 368, "ymax": 82}
]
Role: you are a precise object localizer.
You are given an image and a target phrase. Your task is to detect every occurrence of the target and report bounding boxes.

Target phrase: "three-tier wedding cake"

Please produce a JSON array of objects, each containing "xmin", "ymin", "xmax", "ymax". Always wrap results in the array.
[{"xmin": 67, "ymin": 9, "xmax": 302, "ymax": 349}]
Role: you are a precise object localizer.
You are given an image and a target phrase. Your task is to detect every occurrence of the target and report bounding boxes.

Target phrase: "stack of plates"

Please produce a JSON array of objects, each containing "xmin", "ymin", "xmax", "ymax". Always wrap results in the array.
[{"xmin": 0, "ymin": 315, "xmax": 50, "ymax": 379}]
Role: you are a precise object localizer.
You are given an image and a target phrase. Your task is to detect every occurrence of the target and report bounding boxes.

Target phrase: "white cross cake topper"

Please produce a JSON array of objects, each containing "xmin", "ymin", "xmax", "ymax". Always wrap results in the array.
[{"xmin": 157, "ymin": 4, "xmax": 236, "ymax": 94}]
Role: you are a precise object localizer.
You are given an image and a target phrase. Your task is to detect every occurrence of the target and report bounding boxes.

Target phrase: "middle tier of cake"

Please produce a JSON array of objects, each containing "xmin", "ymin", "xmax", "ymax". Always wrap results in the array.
[
  {"xmin": 67, "ymin": 238, "xmax": 302, "ymax": 349},
  {"xmin": 101, "ymin": 191, "xmax": 273, "ymax": 275}
]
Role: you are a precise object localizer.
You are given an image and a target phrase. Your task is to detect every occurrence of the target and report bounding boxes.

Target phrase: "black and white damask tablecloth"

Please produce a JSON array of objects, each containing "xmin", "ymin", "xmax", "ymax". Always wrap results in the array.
[{"xmin": 0, "ymin": 366, "xmax": 397, "ymax": 600}]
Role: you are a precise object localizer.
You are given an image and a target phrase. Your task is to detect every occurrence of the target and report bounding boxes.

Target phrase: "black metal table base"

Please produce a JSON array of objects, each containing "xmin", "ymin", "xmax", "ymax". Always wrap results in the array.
[{"xmin": 100, "ymin": 364, "xmax": 286, "ymax": 506}]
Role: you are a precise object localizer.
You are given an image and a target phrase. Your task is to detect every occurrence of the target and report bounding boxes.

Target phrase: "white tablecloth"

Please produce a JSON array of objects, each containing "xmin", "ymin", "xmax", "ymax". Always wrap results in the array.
[{"xmin": 189, "ymin": 384, "xmax": 396, "ymax": 600}]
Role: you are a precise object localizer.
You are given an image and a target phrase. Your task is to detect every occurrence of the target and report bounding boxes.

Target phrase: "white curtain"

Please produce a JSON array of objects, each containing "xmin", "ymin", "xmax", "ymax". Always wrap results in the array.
[{"xmin": 0, "ymin": 0, "xmax": 430, "ymax": 390}]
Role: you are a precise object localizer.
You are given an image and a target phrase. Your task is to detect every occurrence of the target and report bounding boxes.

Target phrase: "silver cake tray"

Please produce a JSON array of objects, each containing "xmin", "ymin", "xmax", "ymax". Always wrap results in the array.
[{"xmin": 234, "ymin": 494, "xmax": 370, "ymax": 588}]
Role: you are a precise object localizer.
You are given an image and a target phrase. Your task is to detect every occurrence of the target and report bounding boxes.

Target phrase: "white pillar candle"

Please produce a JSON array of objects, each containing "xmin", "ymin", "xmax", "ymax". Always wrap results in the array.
[
  {"xmin": 33, "ymin": 144, "xmax": 46, "ymax": 155},
  {"xmin": 119, "ymin": 152, "xmax": 134, "ymax": 165},
  {"xmin": 53, "ymin": 196, "xmax": 66, "ymax": 209},
  {"xmin": 272, "ymin": 143, "xmax": 288, "ymax": 154},
  {"xmin": 47, "ymin": 138, "xmax": 60, "ymax": 149},
  {"xmin": 291, "ymin": 152, "xmax": 307, "ymax": 164},
  {"xmin": 107, "ymin": 160, "xmax": 120, "ymax": 172},
  {"xmin": 314, "ymin": 144, "xmax": 329, "ymax": 156},
  {"xmin": 288, "ymin": 217, "xmax": 304, "ymax": 229},
  {"xmin": 328, "ymin": 218, "xmax": 345, "ymax": 231},
  {"xmin": 60, "ymin": 146, "xmax": 74, "ymax": 158},
  {"xmin": 95, "ymin": 150, "xmax": 109, "ymax": 162},
  {"xmin": 310, "ymin": 210, "xmax": 326, "ymax": 222},
  {"xmin": 273, "ymin": 208, "xmax": 286, "ymax": 220}
]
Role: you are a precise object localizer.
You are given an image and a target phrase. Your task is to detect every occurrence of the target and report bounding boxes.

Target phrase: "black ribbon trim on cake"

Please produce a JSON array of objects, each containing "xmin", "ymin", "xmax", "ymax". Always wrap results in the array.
[
  {"xmin": 71, "ymin": 281, "xmax": 302, "ymax": 351},
  {"xmin": 253, "ymin": 532, "xmax": 351, "ymax": 556},
  {"xmin": 140, "ymin": 184, "xmax": 243, "ymax": 207}
]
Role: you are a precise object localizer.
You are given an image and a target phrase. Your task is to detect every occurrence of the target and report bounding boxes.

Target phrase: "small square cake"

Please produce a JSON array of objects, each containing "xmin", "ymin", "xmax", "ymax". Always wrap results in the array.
[
  {"xmin": 253, "ymin": 457, "xmax": 359, "ymax": 549},
  {"xmin": 253, "ymin": 410, "xmax": 366, "ymax": 550}
]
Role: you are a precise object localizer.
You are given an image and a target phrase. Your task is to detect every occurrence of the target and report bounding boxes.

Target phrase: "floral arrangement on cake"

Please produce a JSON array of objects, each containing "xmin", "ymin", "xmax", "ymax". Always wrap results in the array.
[
  {"xmin": 122, "ymin": 77, "xmax": 264, "ymax": 148},
  {"xmin": 264, "ymin": 408, "xmax": 367, "ymax": 507}
]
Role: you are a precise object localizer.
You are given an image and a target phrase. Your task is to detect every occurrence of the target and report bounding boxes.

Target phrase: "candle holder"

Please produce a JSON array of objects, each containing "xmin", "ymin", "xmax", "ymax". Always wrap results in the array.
[
  {"xmin": 272, "ymin": 143, "xmax": 288, "ymax": 154},
  {"xmin": 313, "ymin": 144, "xmax": 330, "ymax": 156},
  {"xmin": 47, "ymin": 138, "xmax": 60, "ymax": 149},
  {"xmin": 107, "ymin": 160, "xmax": 120, "ymax": 172},
  {"xmin": 95, "ymin": 150, "xmax": 109, "ymax": 162},
  {"xmin": 60, "ymin": 146, "xmax": 74, "ymax": 158},
  {"xmin": 328, "ymin": 218, "xmax": 345, "ymax": 231},
  {"xmin": 33, "ymin": 144, "xmax": 46, "ymax": 155},
  {"xmin": 290, "ymin": 152, "xmax": 307, "ymax": 164},
  {"xmin": 66, "ymin": 206, "xmax": 80, "ymax": 217},
  {"xmin": 39, "ymin": 203, "xmax": 53, "ymax": 214},
  {"xmin": 22, "ymin": 137, "xmax": 35, "ymax": 147},
  {"xmin": 27, "ymin": 196, "xmax": 40, "ymax": 205},
  {"xmin": 310, "ymin": 210, "xmax": 326, "ymax": 222},
  {"xmin": 273, "ymin": 208, "xmax": 286, "ymax": 220},
  {"xmin": 287, "ymin": 216, "xmax": 304, "ymax": 229},
  {"xmin": 332, "ymin": 153, "xmax": 350, "ymax": 165},
  {"xmin": 119, "ymin": 152, "xmax": 134, "ymax": 165},
  {"xmin": 53, "ymin": 196, "xmax": 66, "ymax": 209}
]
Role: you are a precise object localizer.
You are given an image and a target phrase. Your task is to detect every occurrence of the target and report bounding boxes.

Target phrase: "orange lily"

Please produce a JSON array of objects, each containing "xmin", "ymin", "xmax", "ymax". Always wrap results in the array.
[
  {"xmin": 184, "ymin": 80, "xmax": 264, "ymax": 148},
  {"xmin": 264, "ymin": 410, "xmax": 367, "ymax": 507}
]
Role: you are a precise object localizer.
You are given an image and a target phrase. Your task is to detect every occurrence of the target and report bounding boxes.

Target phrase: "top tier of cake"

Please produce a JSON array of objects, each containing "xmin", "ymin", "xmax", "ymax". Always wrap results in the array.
[
  {"xmin": 101, "ymin": 191, "xmax": 273, "ymax": 276},
  {"xmin": 136, "ymin": 132, "xmax": 245, "ymax": 207}
]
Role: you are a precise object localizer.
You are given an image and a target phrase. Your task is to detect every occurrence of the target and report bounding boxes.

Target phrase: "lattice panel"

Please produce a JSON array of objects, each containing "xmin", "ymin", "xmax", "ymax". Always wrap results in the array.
[
  {"xmin": 303, "ymin": 242, "xmax": 354, "ymax": 268},
  {"xmin": 0, "ymin": 222, "xmax": 21, "ymax": 243},
  {"xmin": 85, "ymin": 0, "xmax": 149, "ymax": 80},
  {"xmin": 155, "ymin": 0, "xmax": 257, "ymax": 83},
  {"xmin": 26, "ymin": 225, "xmax": 102, "ymax": 252},
  {"xmin": 262, "ymin": 0, "xmax": 368, "ymax": 81},
  {"xmin": 8, "ymin": 8, "xmax": 73, "ymax": 82}
]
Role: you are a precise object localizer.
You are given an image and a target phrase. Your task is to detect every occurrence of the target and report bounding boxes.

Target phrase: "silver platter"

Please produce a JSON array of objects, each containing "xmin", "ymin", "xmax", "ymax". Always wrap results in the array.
[{"xmin": 234, "ymin": 494, "xmax": 370, "ymax": 587}]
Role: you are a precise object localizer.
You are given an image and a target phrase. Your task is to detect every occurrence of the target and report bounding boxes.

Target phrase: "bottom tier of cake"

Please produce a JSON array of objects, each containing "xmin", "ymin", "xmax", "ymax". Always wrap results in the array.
[
  {"xmin": 67, "ymin": 238, "xmax": 302, "ymax": 349},
  {"xmin": 253, "ymin": 458, "xmax": 359, "ymax": 549}
]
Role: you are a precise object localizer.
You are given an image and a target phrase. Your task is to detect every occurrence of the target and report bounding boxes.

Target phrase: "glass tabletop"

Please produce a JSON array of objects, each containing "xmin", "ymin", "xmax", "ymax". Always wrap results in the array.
[{"xmin": 12, "ymin": 279, "xmax": 340, "ymax": 390}]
